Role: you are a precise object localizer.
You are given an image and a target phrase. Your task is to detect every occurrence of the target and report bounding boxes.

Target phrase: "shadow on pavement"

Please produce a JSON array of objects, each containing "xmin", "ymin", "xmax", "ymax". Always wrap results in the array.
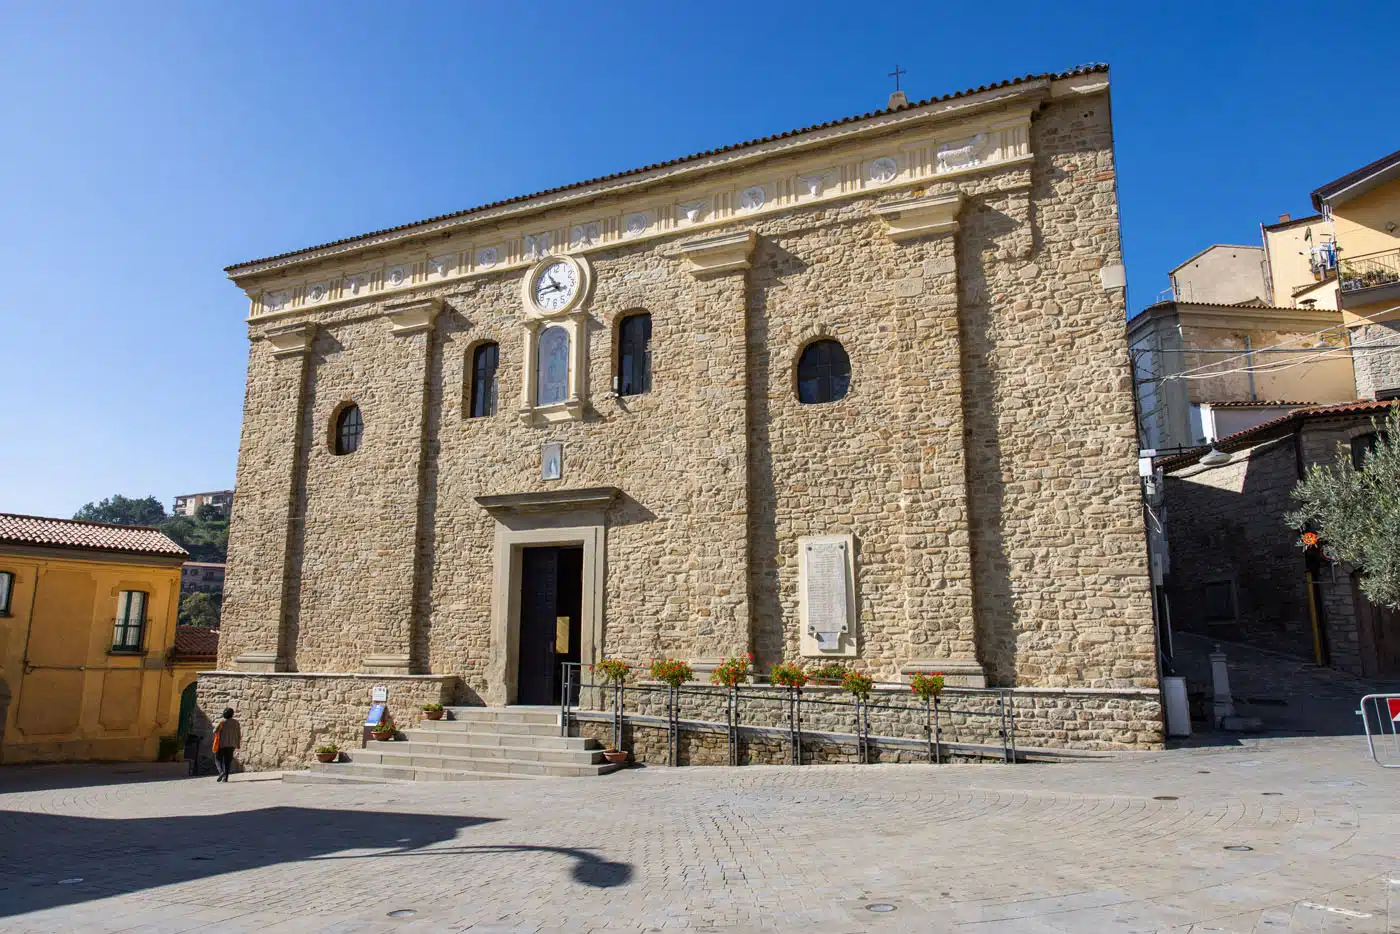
[
  {"xmin": 0, "ymin": 762, "xmax": 193, "ymax": 793},
  {"xmin": 0, "ymin": 806, "xmax": 632, "ymax": 918}
]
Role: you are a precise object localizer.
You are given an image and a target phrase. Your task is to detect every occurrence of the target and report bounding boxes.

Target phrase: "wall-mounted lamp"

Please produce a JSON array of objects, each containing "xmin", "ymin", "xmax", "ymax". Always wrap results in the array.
[{"xmin": 1198, "ymin": 447, "xmax": 1231, "ymax": 467}]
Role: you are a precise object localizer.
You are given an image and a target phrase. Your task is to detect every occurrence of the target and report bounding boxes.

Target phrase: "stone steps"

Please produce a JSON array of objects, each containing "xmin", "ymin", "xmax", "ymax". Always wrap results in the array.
[
  {"xmin": 284, "ymin": 706, "xmax": 622, "ymax": 784},
  {"xmin": 360, "ymin": 739, "xmax": 607, "ymax": 765}
]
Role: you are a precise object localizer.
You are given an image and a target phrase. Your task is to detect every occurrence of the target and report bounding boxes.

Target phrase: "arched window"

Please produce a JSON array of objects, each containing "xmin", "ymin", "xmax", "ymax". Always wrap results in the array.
[
  {"xmin": 537, "ymin": 326, "xmax": 570, "ymax": 406},
  {"xmin": 334, "ymin": 404, "xmax": 363, "ymax": 455},
  {"xmin": 617, "ymin": 312, "xmax": 652, "ymax": 397},
  {"xmin": 796, "ymin": 339, "xmax": 851, "ymax": 404},
  {"xmin": 470, "ymin": 342, "xmax": 499, "ymax": 418}
]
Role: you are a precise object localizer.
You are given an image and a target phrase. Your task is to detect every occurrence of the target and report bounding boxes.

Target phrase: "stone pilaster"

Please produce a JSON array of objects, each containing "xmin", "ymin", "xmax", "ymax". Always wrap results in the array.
[
  {"xmin": 363, "ymin": 297, "xmax": 441, "ymax": 674},
  {"xmin": 680, "ymin": 231, "xmax": 756, "ymax": 663},
  {"xmin": 222, "ymin": 322, "xmax": 315, "ymax": 672},
  {"xmin": 876, "ymin": 194, "xmax": 985, "ymax": 683}
]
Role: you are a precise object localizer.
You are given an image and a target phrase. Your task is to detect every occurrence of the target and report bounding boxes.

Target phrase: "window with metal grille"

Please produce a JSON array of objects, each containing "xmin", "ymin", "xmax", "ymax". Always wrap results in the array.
[
  {"xmin": 470, "ymin": 342, "xmax": 499, "ymax": 418},
  {"xmin": 335, "ymin": 404, "xmax": 363, "ymax": 455},
  {"xmin": 0, "ymin": 570, "xmax": 13, "ymax": 615},
  {"xmin": 617, "ymin": 313, "xmax": 652, "ymax": 397},
  {"xmin": 112, "ymin": 590, "xmax": 147, "ymax": 652},
  {"xmin": 796, "ymin": 339, "xmax": 851, "ymax": 404}
]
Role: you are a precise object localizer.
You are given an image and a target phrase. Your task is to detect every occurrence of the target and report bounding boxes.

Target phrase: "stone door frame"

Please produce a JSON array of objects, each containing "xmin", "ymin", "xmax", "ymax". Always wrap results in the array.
[{"xmin": 476, "ymin": 487, "xmax": 616, "ymax": 706}]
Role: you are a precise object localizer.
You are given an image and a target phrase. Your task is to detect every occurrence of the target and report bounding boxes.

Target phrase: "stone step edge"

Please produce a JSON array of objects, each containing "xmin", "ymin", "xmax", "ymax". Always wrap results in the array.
[
  {"xmin": 317, "ymin": 760, "xmax": 618, "ymax": 780},
  {"xmin": 345, "ymin": 752, "xmax": 616, "ymax": 774},
  {"xmin": 362, "ymin": 741, "xmax": 604, "ymax": 761}
]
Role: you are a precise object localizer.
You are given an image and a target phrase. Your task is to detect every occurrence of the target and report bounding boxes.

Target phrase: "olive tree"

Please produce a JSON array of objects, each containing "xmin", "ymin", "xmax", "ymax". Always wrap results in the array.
[{"xmin": 1287, "ymin": 407, "xmax": 1400, "ymax": 608}]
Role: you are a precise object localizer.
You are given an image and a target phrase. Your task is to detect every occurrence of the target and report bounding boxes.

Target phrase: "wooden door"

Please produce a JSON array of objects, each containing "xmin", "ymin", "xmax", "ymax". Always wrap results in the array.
[
  {"xmin": 518, "ymin": 548, "xmax": 560, "ymax": 705},
  {"xmin": 1354, "ymin": 572, "xmax": 1400, "ymax": 677}
]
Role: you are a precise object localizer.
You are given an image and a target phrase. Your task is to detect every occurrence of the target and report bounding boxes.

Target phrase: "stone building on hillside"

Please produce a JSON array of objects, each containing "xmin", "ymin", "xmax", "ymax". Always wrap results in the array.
[{"xmin": 205, "ymin": 65, "xmax": 1162, "ymax": 767}]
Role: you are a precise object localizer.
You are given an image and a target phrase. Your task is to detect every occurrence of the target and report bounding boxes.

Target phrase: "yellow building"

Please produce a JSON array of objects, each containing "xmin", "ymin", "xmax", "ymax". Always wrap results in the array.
[
  {"xmin": 1311, "ymin": 148, "xmax": 1400, "ymax": 398},
  {"xmin": 0, "ymin": 513, "xmax": 202, "ymax": 763}
]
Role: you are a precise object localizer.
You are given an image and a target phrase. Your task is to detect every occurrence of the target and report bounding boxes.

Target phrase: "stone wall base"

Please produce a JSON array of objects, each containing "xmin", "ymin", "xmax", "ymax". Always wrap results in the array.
[{"xmin": 197, "ymin": 671, "xmax": 458, "ymax": 771}]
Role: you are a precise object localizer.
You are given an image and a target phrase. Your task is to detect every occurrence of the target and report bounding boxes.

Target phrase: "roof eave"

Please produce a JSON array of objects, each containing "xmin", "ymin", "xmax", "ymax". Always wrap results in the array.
[{"xmin": 224, "ymin": 66, "xmax": 1109, "ymax": 283}]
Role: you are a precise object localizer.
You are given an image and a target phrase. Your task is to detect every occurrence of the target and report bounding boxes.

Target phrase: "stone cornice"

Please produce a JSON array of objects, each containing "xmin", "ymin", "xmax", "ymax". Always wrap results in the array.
[
  {"xmin": 475, "ymin": 486, "xmax": 620, "ymax": 517},
  {"xmin": 679, "ymin": 230, "xmax": 757, "ymax": 276},
  {"xmin": 874, "ymin": 191, "xmax": 965, "ymax": 241},
  {"xmin": 227, "ymin": 80, "xmax": 1065, "ymax": 284}
]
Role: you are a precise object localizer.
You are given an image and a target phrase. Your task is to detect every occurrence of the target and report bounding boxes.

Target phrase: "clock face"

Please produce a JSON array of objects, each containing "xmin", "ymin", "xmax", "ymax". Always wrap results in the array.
[{"xmin": 533, "ymin": 260, "xmax": 578, "ymax": 311}]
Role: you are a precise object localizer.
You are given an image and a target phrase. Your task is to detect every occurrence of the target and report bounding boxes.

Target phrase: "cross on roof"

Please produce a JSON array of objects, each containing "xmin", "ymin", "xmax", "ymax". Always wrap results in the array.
[{"xmin": 888, "ymin": 64, "xmax": 906, "ymax": 92}]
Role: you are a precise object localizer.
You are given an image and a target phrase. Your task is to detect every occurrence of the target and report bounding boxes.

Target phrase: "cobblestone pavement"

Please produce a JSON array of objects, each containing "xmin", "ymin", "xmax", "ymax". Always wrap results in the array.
[{"xmin": 1, "ymin": 736, "xmax": 1397, "ymax": 933}]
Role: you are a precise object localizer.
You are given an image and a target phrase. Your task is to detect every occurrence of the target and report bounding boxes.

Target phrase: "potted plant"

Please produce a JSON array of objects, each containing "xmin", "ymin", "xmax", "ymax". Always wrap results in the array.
[
  {"xmin": 648, "ymin": 658, "xmax": 694, "ymax": 689},
  {"xmin": 710, "ymin": 653, "xmax": 753, "ymax": 688},
  {"xmin": 840, "ymin": 669, "xmax": 875, "ymax": 701},
  {"xmin": 421, "ymin": 703, "xmax": 445, "ymax": 721},
  {"xmin": 909, "ymin": 672, "xmax": 945, "ymax": 701},
  {"xmin": 602, "ymin": 743, "xmax": 629, "ymax": 765},
  {"xmin": 770, "ymin": 662, "xmax": 808, "ymax": 690},
  {"xmin": 315, "ymin": 743, "xmax": 339, "ymax": 763},
  {"xmin": 371, "ymin": 718, "xmax": 397, "ymax": 741},
  {"xmin": 592, "ymin": 657, "xmax": 631, "ymax": 686},
  {"xmin": 807, "ymin": 663, "xmax": 848, "ymax": 687}
]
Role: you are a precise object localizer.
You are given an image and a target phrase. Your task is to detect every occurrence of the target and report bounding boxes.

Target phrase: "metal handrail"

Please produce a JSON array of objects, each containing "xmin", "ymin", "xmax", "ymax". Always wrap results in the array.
[{"xmin": 560, "ymin": 662, "xmax": 1017, "ymax": 764}]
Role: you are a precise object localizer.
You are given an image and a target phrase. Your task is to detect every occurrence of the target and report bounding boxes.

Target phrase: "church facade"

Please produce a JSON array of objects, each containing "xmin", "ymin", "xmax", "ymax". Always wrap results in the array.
[{"xmin": 207, "ymin": 65, "xmax": 1162, "ymax": 767}]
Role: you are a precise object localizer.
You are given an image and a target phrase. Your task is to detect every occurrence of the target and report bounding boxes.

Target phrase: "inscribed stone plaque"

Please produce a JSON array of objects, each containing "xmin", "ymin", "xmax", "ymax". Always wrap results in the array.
[{"xmin": 799, "ymin": 535, "xmax": 855, "ymax": 655}]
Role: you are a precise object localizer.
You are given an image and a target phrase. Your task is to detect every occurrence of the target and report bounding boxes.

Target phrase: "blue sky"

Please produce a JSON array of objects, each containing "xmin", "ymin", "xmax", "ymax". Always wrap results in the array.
[{"xmin": 0, "ymin": 1, "xmax": 1391, "ymax": 519}]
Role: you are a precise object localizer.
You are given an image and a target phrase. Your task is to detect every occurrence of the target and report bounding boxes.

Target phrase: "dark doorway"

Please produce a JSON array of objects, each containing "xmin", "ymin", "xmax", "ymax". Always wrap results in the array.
[{"xmin": 517, "ymin": 546, "xmax": 583, "ymax": 705}]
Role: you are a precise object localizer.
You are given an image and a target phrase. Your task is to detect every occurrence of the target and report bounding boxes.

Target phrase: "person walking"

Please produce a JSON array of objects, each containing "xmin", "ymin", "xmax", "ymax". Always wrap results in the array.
[{"xmin": 211, "ymin": 707, "xmax": 241, "ymax": 783}]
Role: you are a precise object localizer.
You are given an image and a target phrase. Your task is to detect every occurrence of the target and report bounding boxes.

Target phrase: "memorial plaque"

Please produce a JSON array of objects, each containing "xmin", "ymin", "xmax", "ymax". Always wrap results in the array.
[
  {"xmin": 803, "ymin": 538, "xmax": 851, "ymax": 650},
  {"xmin": 370, "ymin": 685, "xmax": 388, "ymax": 703}
]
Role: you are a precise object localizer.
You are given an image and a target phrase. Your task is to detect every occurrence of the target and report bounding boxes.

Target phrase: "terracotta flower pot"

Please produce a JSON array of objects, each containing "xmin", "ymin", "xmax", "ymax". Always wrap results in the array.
[
  {"xmin": 603, "ymin": 749, "xmax": 628, "ymax": 764},
  {"xmin": 316, "ymin": 751, "xmax": 338, "ymax": 763},
  {"xmin": 372, "ymin": 731, "xmax": 395, "ymax": 742},
  {"xmin": 425, "ymin": 710, "xmax": 444, "ymax": 720}
]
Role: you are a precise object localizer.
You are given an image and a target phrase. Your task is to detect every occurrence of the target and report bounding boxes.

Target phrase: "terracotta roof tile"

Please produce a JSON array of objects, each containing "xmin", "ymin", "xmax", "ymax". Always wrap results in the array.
[
  {"xmin": 0, "ymin": 513, "xmax": 187, "ymax": 557},
  {"xmin": 173, "ymin": 626, "xmax": 219, "ymax": 660},
  {"xmin": 1159, "ymin": 399, "xmax": 1399, "ymax": 471},
  {"xmin": 226, "ymin": 64, "xmax": 1108, "ymax": 273}
]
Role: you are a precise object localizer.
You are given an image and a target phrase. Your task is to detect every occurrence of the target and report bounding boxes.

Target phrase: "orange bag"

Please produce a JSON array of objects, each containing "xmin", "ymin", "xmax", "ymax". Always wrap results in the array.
[{"xmin": 212, "ymin": 725, "xmax": 222, "ymax": 753}]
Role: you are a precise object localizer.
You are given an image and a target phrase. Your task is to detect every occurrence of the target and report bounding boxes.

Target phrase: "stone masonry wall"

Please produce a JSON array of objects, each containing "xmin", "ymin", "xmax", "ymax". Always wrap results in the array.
[
  {"xmin": 1165, "ymin": 438, "xmax": 1313, "ymax": 657},
  {"xmin": 573, "ymin": 683, "xmax": 1160, "ymax": 759},
  {"xmin": 1350, "ymin": 321, "xmax": 1400, "ymax": 399},
  {"xmin": 197, "ymin": 673, "xmax": 456, "ymax": 771},
  {"xmin": 220, "ymin": 79, "xmax": 1159, "ymax": 748}
]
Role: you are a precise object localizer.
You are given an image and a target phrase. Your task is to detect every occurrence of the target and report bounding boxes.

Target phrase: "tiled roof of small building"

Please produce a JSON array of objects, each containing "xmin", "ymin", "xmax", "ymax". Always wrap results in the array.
[
  {"xmin": 1158, "ymin": 399, "xmax": 1399, "ymax": 471},
  {"xmin": 0, "ymin": 513, "xmax": 188, "ymax": 557},
  {"xmin": 173, "ymin": 626, "xmax": 219, "ymax": 660},
  {"xmin": 226, "ymin": 64, "xmax": 1109, "ymax": 273}
]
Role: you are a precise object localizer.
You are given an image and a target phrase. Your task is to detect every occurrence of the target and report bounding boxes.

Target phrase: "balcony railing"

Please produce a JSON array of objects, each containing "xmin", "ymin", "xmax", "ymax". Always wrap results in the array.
[{"xmin": 1339, "ymin": 248, "xmax": 1400, "ymax": 294}]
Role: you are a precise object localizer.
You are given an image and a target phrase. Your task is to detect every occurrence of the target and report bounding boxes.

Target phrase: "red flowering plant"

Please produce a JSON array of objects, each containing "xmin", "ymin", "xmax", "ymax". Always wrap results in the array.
[
  {"xmin": 909, "ymin": 672, "xmax": 945, "ymax": 701},
  {"xmin": 769, "ymin": 662, "xmax": 808, "ymax": 689},
  {"xmin": 710, "ymin": 653, "xmax": 754, "ymax": 688},
  {"xmin": 648, "ymin": 658, "xmax": 694, "ymax": 689},
  {"xmin": 592, "ymin": 657, "xmax": 632, "ymax": 686},
  {"xmin": 807, "ymin": 663, "xmax": 848, "ymax": 686},
  {"xmin": 840, "ymin": 669, "xmax": 875, "ymax": 701}
]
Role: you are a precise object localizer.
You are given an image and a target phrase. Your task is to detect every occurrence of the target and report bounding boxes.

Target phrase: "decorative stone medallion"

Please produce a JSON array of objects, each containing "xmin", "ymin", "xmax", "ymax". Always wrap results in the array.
[
  {"xmin": 476, "ymin": 247, "xmax": 498, "ymax": 268},
  {"xmin": 740, "ymin": 186, "xmax": 766, "ymax": 211},
  {"xmin": 387, "ymin": 266, "xmax": 408, "ymax": 287},
  {"xmin": 869, "ymin": 157, "xmax": 898, "ymax": 183},
  {"xmin": 624, "ymin": 212, "xmax": 649, "ymax": 237}
]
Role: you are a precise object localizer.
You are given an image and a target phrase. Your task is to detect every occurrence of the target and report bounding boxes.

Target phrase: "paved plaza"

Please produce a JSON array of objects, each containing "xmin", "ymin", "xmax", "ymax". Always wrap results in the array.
[{"xmin": 0, "ymin": 736, "xmax": 1397, "ymax": 933}]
